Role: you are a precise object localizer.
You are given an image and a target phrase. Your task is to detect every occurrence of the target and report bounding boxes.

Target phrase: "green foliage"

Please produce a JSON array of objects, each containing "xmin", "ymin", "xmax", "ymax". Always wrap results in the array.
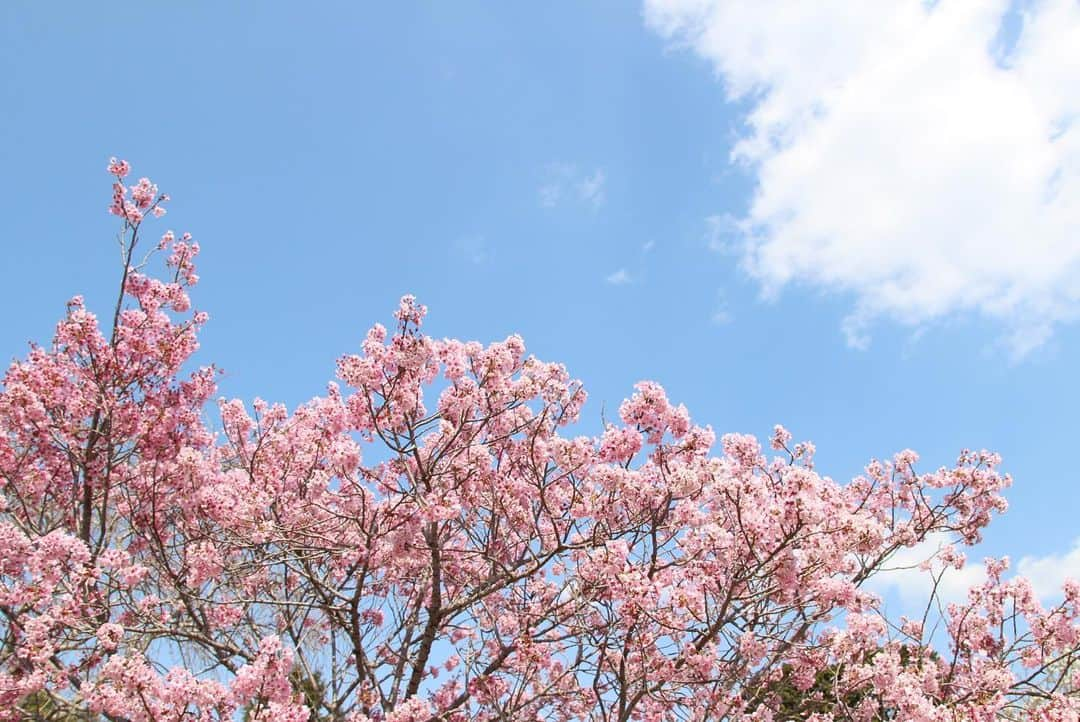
[
  {"xmin": 18, "ymin": 690, "xmax": 100, "ymax": 722},
  {"xmin": 743, "ymin": 646, "xmax": 936, "ymax": 719},
  {"xmin": 241, "ymin": 667, "xmax": 333, "ymax": 722}
]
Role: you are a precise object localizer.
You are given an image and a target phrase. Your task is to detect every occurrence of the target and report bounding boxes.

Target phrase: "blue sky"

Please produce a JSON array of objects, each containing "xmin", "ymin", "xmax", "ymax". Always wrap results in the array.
[{"xmin": 2, "ymin": 1, "xmax": 1079, "ymax": 595}]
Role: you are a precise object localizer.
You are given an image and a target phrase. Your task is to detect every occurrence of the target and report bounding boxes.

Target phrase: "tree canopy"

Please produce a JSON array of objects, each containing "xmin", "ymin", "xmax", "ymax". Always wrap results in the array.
[{"xmin": 1, "ymin": 160, "xmax": 1077, "ymax": 721}]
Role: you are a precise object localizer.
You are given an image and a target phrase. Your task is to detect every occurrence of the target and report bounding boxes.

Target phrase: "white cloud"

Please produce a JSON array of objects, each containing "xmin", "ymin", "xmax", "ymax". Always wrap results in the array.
[
  {"xmin": 540, "ymin": 163, "xmax": 607, "ymax": 209},
  {"xmin": 605, "ymin": 242, "xmax": 659, "ymax": 287},
  {"xmin": 712, "ymin": 289, "xmax": 733, "ymax": 324},
  {"xmin": 1017, "ymin": 537, "xmax": 1080, "ymax": 600},
  {"xmin": 539, "ymin": 184, "xmax": 563, "ymax": 208},
  {"xmin": 867, "ymin": 534, "xmax": 988, "ymax": 610},
  {"xmin": 868, "ymin": 534, "xmax": 1080, "ymax": 613},
  {"xmin": 578, "ymin": 169, "xmax": 607, "ymax": 207},
  {"xmin": 645, "ymin": 0, "xmax": 1080, "ymax": 355},
  {"xmin": 711, "ymin": 308, "xmax": 733, "ymax": 325},
  {"xmin": 455, "ymin": 234, "xmax": 489, "ymax": 264}
]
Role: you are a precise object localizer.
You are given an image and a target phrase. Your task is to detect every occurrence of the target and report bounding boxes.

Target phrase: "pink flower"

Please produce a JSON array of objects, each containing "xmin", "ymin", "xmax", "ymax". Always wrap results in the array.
[
  {"xmin": 96, "ymin": 623, "xmax": 124, "ymax": 651},
  {"xmin": 107, "ymin": 156, "xmax": 130, "ymax": 178},
  {"xmin": 0, "ymin": 159, "xmax": 1069, "ymax": 722}
]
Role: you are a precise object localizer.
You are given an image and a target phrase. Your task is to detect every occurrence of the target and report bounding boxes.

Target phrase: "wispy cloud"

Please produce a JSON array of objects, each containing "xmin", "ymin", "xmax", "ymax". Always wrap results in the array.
[
  {"xmin": 711, "ymin": 307, "xmax": 733, "ymax": 326},
  {"xmin": 577, "ymin": 169, "xmax": 606, "ymax": 207},
  {"xmin": 540, "ymin": 163, "xmax": 607, "ymax": 209},
  {"xmin": 711, "ymin": 309, "xmax": 733, "ymax": 325},
  {"xmin": 538, "ymin": 185, "xmax": 562, "ymax": 208},
  {"xmin": 454, "ymin": 234, "xmax": 490, "ymax": 265},
  {"xmin": 711, "ymin": 289, "xmax": 733, "ymax": 325},
  {"xmin": 604, "ymin": 241, "xmax": 664, "ymax": 287},
  {"xmin": 646, "ymin": 0, "xmax": 1080, "ymax": 356}
]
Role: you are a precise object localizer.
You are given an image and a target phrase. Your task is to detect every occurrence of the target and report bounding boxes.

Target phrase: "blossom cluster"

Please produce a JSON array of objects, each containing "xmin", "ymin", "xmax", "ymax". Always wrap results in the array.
[{"xmin": 0, "ymin": 160, "xmax": 1076, "ymax": 721}]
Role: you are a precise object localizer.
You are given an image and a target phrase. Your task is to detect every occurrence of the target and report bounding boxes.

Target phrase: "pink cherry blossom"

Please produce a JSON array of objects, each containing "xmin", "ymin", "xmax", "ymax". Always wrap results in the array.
[{"xmin": 0, "ymin": 159, "xmax": 1076, "ymax": 720}]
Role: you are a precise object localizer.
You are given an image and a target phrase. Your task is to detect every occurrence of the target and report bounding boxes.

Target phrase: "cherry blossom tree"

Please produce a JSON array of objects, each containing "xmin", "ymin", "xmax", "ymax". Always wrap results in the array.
[{"xmin": 1, "ymin": 160, "xmax": 1078, "ymax": 721}]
